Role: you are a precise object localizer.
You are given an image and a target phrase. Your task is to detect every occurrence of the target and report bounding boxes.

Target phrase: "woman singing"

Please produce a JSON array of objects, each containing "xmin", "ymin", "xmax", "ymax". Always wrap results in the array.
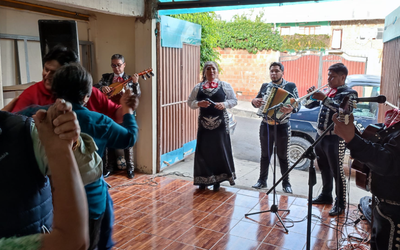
[{"xmin": 187, "ymin": 61, "xmax": 238, "ymax": 191}]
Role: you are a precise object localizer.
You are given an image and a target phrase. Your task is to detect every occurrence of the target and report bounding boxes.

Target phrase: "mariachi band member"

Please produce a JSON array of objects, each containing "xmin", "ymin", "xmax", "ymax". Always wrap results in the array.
[
  {"xmin": 304, "ymin": 63, "xmax": 358, "ymax": 216},
  {"xmin": 334, "ymin": 106, "xmax": 400, "ymax": 250},
  {"xmin": 94, "ymin": 54, "xmax": 140, "ymax": 179},
  {"xmin": 251, "ymin": 62, "xmax": 300, "ymax": 194}
]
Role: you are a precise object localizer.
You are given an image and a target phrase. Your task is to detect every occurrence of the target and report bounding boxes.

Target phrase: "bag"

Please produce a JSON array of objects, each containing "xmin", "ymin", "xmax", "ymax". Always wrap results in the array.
[{"xmin": 358, "ymin": 196, "xmax": 373, "ymax": 224}]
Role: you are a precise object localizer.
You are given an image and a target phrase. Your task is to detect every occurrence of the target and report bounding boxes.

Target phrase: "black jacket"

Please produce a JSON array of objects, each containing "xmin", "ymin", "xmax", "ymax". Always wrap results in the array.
[
  {"xmin": 304, "ymin": 84, "xmax": 358, "ymax": 133},
  {"xmin": 253, "ymin": 79, "xmax": 300, "ymax": 125}
]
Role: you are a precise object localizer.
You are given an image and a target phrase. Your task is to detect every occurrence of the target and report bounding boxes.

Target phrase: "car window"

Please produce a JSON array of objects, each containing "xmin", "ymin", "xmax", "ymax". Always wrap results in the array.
[{"xmin": 351, "ymin": 85, "xmax": 380, "ymax": 118}]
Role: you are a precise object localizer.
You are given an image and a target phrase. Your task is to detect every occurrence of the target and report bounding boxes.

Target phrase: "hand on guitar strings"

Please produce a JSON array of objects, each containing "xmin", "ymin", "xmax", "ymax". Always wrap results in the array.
[
  {"xmin": 121, "ymin": 89, "xmax": 139, "ymax": 112},
  {"xmin": 101, "ymin": 86, "xmax": 112, "ymax": 94},
  {"xmin": 333, "ymin": 113, "xmax": 355, "ymax": 143}
]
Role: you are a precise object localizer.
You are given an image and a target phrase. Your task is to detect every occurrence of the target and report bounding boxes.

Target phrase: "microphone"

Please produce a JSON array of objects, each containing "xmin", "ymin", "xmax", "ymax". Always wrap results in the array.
[
  {"xmin": 205, "ymin": 98, "xmax": 216, "ymax": 106},
  {"xmin": 354, "ymin": 95, "xmax": 386, "ymax": 103}
]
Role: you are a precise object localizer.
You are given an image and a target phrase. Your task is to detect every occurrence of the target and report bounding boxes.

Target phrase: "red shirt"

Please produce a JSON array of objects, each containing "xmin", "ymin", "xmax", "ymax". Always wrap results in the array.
[{"xmin": 11, "ymin": 81, "xmax": 121, "ymax": 120}]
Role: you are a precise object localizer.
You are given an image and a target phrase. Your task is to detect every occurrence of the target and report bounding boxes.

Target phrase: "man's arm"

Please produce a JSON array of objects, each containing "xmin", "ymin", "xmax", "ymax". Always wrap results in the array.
[
  {"xmin": 33, "ymin": 100, "xmax": 89, "ymax": 250},
  {"xmin": 1, "ymin": 96, "xmax": 19, "ymax": 111},
  {"xmin": 334, "ymin": 113, "xmax": 400, "ymax": 176},
  {"xmin": 251, "ymin": 83, "xmax": 267, "ymax": 108}
]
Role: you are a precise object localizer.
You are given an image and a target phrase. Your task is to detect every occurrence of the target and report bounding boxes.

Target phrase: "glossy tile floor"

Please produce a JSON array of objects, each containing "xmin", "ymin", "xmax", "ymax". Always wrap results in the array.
[{"xmin": 106, "ymin": 172, "xmax": 371, "ymax": 250}]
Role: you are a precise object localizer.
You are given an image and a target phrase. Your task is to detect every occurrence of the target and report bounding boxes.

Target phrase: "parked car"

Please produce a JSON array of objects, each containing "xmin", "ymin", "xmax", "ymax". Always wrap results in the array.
[
  {"xmin": 228, "ymin": 110, "xmax": 237, "ymax": 135},
  {"xmin": 289, "ymin": 74, "xmax": 381, "ymax": 171}
]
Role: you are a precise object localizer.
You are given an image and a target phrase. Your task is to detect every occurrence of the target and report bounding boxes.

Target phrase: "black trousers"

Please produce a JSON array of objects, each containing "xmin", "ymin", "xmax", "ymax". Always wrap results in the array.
[
  {"xmin": 103, "ymin": 147, "xmax": 134, "ymax": 172},
  {"xmin": 370, "ymin": 201, "xmax": 400, "ymax": 250},
  {"xmin": 88, "ymin": 213, "xmax": 105, "ymax": 250},
  {"xmin": 258, "ymin": 122, "xmax": 291, "ymax": 187},
  {"xmin": 314, "ymin": 134, "xmax": 346, "ymax": 206}
]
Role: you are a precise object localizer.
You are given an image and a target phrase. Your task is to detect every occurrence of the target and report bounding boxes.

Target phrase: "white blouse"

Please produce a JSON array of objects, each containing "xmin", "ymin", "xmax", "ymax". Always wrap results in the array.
[{"xmin": 187, "ymin": 79, "xmax": 238, "ymax": 109}]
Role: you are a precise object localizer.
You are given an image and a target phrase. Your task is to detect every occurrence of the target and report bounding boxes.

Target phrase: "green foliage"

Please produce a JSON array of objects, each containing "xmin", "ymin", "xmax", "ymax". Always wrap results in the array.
[
  {"xmin": 170, "ymin": 11, "xmax": 331, "ymax": 64},
  {"xmin": 281, "ymin": 34, "xmax": 331, "ymax": 52},
  {"xmin": 216, "ymin": 13, "xmax": 283, "ymax": 54},
  {"xmin": 170, "ymin": 12, "xmax": 220, "ymax": 68}
]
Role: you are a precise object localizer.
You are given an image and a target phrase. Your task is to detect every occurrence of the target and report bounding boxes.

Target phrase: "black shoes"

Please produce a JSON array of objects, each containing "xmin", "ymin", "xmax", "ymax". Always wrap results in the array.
[
  {"xmin": 329, "ymin": 203, "xmax": 344, "ymax": 216},
  {"xmin": 127, "ymin": 170, "xmax": 134, "ymax": 179},
  {"xmin": 199, "ymin": 184, "xmax": 206, "ymax": 190},
  {"xmin": 213, "ymin": 183, "xmax": 220, "ymax": 191},
  {"xmin": 312, "ymin": 194, "xmax": 333, "ymax": 204},
  {"xmin": 282, "ymin": 186, "xmax": 293, "ymax": 194},
  {"xmin": 252, "ymin": 182, "xmax": 267, "ymax": 189}
]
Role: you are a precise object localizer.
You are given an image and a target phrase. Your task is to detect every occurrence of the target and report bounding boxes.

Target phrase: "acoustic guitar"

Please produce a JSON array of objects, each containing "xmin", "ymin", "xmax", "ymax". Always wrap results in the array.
[
  {"xmin": 106, "ymin": 68, "xmax": 154, "ymax": 99},
  {"xmin": 337, "ymin": 96, "xmax": 379, "ymax": 191},
  {"xmin": 351, "ymin": 124, "xmax": 382, "ymax": 191}
]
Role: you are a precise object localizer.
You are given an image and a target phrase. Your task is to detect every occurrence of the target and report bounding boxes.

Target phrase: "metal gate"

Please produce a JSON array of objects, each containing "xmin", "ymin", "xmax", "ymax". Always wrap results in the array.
[
  {"xmin": 157, "ymin": 41, "xmax": 200, "ymax": 171},
  {"xmin": 281, "ymin": 53, "xmax": 367, "ymax": 96}
]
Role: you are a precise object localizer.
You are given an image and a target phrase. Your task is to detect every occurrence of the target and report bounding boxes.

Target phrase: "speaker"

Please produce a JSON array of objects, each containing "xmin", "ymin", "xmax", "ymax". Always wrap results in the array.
[{"xmin": 38, "ymin": 20, "xmax": 79, "ymax": 65}]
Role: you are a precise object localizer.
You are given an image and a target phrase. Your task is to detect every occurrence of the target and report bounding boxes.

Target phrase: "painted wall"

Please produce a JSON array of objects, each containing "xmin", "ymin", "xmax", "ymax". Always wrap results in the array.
[
  {"xmin": 133, "ymin": 19, "xmax": 157, "ymax": 174},
  {"xmin": 90, "ymin": 12, "xmax": 137, "ymax": 82}
]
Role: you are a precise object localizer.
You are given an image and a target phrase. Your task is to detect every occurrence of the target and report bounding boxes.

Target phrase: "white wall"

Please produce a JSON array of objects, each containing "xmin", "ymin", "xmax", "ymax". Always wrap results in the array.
[{"xmin": 133, "ymin": 19, "xmax": 157, "ymax": 174}]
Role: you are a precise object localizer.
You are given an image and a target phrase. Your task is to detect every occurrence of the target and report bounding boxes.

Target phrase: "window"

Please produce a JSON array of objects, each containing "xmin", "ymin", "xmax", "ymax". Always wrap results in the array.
[
  {"xmin": 298, "ymin": 26, "xmax": 316, "ymax": 35},
  {"xmin": 331, "ymin": 29, "xmax": 342, "ymax": 49},
  {"xmin": 352, "ymin": 86, "xmax": 380, "ymax": 119},
  {"xmin": 280, "ymin": 27, "xmax": 290, "ymax": 35}
]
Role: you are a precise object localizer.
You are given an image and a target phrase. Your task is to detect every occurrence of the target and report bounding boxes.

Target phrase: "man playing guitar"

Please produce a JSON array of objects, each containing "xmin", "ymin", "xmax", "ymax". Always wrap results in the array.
[
  {"xmin": 334, "ymin": 109, "xmax": 400, "ymax": 250},
  {"xmin": 94, "ymin": 54, "xmax": 141, "ymax": 179}
]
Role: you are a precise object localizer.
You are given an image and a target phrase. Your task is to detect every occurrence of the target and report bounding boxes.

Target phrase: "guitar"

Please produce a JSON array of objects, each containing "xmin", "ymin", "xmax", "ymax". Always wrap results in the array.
[
  {"xmin": 338, "ymin": 96, "xmax": 380, "ymax": 191},
  {"xmin": 106, "ymin": 68, "xmax": 154, "ymax": 99},
  {"xmin": 351, "ymin": 124, "xmax": 382, "ymax": 191}
]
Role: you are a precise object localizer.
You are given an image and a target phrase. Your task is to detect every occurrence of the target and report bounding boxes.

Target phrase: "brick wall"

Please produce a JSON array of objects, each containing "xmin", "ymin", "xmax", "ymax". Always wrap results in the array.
[{"xmin": 216, "ymin": 48, "xmax": 280, "ymax": 101}]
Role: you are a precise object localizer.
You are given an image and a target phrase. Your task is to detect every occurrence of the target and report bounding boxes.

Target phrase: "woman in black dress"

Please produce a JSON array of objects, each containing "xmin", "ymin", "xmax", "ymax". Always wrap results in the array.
[{"xmin": 187, "ymin": 61, "xmax": 238, "ymax": 191}]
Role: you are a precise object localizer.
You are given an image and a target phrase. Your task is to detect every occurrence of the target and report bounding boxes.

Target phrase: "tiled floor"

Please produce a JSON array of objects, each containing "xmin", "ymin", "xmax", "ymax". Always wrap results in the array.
[{"xmin": 106, "ymin": 172, "xmax": 371, "ymax": 250}]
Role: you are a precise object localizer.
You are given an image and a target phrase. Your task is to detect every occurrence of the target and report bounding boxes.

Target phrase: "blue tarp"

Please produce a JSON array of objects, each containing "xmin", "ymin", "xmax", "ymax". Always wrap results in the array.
[{"xmin": 160, "ymin": 15, "xmax": 202, "ymax": 48}]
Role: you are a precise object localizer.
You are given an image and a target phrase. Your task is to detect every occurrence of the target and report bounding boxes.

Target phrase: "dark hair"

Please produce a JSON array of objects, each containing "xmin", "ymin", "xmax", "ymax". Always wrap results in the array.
[
  {"xmin": 328, "ymin": 63, "xmax": 348, "ymax": 76},
  {"xmin": 111, "ymin": 54, "xmax": 125, "ymax": 63},
  {"xmin": 51, "ymin": 63, "xmax": 92, "ymax": 105},
  {"xmin": 269, "ymin": 62, "xmax": 284, "ymax": 72},
  {"xmin": 43, "ymin": 45, "xmax": 78, "ymax": 65},
  {"xmin": 202, "ymin": 61, "xmax": 219, "ymax": 82}
]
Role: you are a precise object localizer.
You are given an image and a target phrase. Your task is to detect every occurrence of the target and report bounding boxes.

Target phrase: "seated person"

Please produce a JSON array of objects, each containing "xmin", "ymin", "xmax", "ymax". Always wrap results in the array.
[
  {"xmin": 94, "ymin": 53, "xmax": 141, "ymax": 179},
  {"xmin": 0, "ymin": 100, "xmax": 94, "ymax": 249}
]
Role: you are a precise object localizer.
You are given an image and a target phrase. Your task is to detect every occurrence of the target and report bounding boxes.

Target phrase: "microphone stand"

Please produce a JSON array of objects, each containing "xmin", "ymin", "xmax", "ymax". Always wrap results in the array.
[
  {"xmin": 245, "ymin": 103, "xmax": 290, "ymax": 233},
  {"xmin": 266, "ymin": 122, "xmax": 335, "ymax": 250}
]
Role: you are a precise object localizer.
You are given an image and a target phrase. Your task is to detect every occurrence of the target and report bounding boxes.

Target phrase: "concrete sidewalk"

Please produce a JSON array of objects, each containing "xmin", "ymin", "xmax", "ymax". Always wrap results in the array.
[{"xmin": 161, "ymin": 100, "xmax": 371, "ymax": 205}]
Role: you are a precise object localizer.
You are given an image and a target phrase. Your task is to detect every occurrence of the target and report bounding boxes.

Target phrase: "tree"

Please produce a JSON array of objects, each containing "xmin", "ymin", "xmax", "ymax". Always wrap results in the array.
[
  {"xmin": 216, "ymin": 12, "xmax": 283, "ymax": 54},
  {"xmin": 170, "ymin": 12, "xmax": 220, "ymax": 68}
]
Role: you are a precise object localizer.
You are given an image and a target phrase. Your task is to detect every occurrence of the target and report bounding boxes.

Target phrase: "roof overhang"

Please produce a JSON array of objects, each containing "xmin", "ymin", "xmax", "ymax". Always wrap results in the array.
[
  {"xmin": 157, "ymin": 0, "xmax": 339, "ymax": 15},
  {"xmin": 157, "ymin": 0, "xmax": 329, "ymax": 10}
]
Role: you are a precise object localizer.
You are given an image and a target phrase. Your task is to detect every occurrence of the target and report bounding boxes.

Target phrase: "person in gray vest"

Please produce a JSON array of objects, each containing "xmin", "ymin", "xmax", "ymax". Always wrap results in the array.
[{"xmin": 0, "ymin": 99, "xmax": 101, "ymax": 239}]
